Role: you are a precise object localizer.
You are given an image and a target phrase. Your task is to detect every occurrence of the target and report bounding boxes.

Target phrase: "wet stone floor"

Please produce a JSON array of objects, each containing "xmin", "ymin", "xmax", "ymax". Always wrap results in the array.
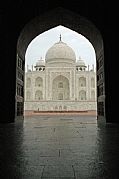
[{"xmin": 0, "ymin": 115, "xmax": 119, "ymax": 179}]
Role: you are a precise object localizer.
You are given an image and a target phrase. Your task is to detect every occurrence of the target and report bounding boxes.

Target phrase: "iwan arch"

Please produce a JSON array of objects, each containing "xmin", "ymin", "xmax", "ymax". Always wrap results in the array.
[
  {"xmin": 24, "ymin": 35, "xmax": 96, "ymax": 112},
  {"xmin": 17, "ymin": 8, "xmax": 105, "ymax": 121}
]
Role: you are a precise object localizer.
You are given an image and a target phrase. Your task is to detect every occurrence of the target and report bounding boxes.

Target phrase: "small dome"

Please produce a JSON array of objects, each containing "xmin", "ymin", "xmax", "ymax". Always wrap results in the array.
[
  {"xmin": 35, "ymin": 59, "xmax": 45, "ymax": 67},
  {"xmin": 76, "ymin": 58, "xmax": 86, "ymax": 67},
  {"xmin": 45, "ymin": 38, "xmax": 76, "ymax": 64}
]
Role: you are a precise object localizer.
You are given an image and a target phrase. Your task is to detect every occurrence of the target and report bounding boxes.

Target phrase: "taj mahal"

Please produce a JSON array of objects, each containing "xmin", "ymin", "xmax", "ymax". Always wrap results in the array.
[{"xmin": 24, "ymin": 36, "xmax": 97, "ymax": 112}]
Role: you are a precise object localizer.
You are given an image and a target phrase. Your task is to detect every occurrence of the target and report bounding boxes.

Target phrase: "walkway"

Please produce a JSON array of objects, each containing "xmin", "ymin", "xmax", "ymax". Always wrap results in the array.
[{"xmin": 0, "ymin": 115, "xmax": 119, "ymax": 178}]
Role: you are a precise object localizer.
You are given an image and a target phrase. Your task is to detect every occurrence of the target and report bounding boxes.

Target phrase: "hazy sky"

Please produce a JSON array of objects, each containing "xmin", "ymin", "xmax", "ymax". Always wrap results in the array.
[{"xmin": 25, "ymin": 25, "xmax": 96, "ymax": 71}]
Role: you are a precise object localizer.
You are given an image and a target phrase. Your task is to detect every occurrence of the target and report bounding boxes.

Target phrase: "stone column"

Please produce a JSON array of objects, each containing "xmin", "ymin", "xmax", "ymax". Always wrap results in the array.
[
  {"xmin": 32, "ymin": 73, "xmax": 35, "ymax": 101},
  {"xmin": 70, "ymin": 68, "xmax": 75, "ymax": 100},
  {"xmin": 70, "ymin": 71, "xmax": 72, "ymax": 100},
  {"xmin": 72, "ymin": 68, "xmax": 76, "ymax": 100},
  {"xmin": 86, "ymin": 73, "xmax": 90, "ymax": 101},
  {"xmin": 75, "ymin": 74, "xmax": 78, "ymax": 100},
  {"xmin": 43, "ymin": 76, "xmax": 45, "ymax": 100},
  {"xmin": 45, "ymin": 68, "xmax": 49, "ymax": 100},
  {"xmin": 49, "ymin": 71, "xmax": 52, "ymax": 100}
]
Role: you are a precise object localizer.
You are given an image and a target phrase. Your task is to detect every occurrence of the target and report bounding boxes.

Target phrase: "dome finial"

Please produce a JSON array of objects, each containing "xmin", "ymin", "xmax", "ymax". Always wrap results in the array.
[{"xmin": 59, "ymin": 34, "xmax": 62, "ymax": 41}]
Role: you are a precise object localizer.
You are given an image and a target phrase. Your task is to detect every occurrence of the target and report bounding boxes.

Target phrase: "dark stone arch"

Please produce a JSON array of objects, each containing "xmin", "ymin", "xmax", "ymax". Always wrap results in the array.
[
  {"xmin": 16, "ymin": 7, "xmax": 105, "ymax": 122},
  {"xmin": 17, "ymin": 7, "xmax": 103, "ymax": 60}
]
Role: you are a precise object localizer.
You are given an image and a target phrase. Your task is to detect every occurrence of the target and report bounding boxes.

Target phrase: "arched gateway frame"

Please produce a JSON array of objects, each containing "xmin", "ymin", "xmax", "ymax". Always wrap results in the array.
[
  {"xmin": 16, "ymin": 7, "xmax": 105, "ymax": 122},
  {"xmin": 52, "ymin": 75, "xmax": 70, "ymax": 100}
]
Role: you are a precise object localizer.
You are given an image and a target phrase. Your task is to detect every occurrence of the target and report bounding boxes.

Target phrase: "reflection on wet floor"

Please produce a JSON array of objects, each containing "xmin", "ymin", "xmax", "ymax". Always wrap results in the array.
[{"xmin": 0, "ymin": 115, "xmax": 119, "ymax": 179}]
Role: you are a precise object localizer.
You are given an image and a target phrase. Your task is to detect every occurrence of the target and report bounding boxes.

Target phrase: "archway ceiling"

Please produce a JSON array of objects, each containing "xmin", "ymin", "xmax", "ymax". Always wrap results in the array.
[{"xmin": 17, "ymin": 7, "xmax": 103, "ymax": 60}]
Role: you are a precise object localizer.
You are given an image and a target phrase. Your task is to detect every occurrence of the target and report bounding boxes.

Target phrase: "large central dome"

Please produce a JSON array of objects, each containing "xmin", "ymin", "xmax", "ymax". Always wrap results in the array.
[{"xmin": 45, "ymin": 37, "xmax": 76, "ymax": 65}]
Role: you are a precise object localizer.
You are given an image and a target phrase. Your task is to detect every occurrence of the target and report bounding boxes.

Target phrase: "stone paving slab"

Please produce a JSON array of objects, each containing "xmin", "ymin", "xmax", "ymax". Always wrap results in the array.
[
  {"xmin": 0, "ymin": 165, "xmax": 44, "ymax": 179},
  {"xmin": 42, "ymin": 165, "xmax": 74, "ymax": 178},
  {"xmin": 1, "ymin": 115, "xmax": 119, "ymax": 179},
  {"xmin": 41, "ymin": 177, "xmax": 75, "ymax": 179}
]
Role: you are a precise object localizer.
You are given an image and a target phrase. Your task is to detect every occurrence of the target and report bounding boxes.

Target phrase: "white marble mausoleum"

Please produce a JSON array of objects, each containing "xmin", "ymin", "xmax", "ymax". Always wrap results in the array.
[{"xmin": 24, "ymin": 36, "xmax": 97, "ymax": 112}]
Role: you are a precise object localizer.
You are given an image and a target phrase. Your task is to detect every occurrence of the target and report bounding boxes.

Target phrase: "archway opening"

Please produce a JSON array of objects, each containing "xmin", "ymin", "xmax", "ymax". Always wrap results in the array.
[
  {"xmin": 16, "ymin": 7, "xmax": 105, "ymax": 123},
  {"xmin": 24, "ymin": 25, "xmax": 97, "ymax": 116}
]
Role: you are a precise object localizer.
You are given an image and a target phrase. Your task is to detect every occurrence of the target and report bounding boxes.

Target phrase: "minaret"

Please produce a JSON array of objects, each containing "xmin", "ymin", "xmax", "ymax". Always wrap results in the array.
[
  {"xmin": 27, "ymin": 64, "xmax": 29, "ymax": 72},
  {"xmin": 92, "ymin": 64, "xmax": 94, "ymax": 71},
  {"xmin": 88, "ymin": 65, "xmax": 89, "ymax": 71},
  {"xmin": 32, "ymin": 64, "xmax": 33, "ymax": 71}
]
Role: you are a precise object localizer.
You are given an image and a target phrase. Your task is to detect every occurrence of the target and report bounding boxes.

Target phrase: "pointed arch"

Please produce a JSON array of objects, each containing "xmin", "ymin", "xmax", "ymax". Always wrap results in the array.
[
  {"xmin": 79, "ymin": 90, "xmax": 86, "ymax": 100},
  {"xmin": 35, "ymin": 90, "xmax": 43, "ymax": 100},
  {"xmin": 16, "ymin": 7, "xmax": 105, "ymax": 120},
  {"xmin": 58, "ymin": 93, "xmax": 63, "ymax": 100},
  {"xmin": 79, "ymin": 77, "xmax": 86, "ymax": 87},
  {"xmin": 35, "ymin": 77, "xmax": 43, "ymax": 87},
  {"xmin": 52, "ymin": 75, "xmax": 70, "ymax": 100}
]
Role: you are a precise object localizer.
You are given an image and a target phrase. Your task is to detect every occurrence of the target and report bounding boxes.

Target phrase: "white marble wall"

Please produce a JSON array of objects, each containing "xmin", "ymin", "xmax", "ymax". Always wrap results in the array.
[
  {"xmin": 24, "ymin": 101, "xmax": 97, "ymax": 111},
  {"xmin": 25, "ymin": 66, "xmax": 96, "ymax": 111}
]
